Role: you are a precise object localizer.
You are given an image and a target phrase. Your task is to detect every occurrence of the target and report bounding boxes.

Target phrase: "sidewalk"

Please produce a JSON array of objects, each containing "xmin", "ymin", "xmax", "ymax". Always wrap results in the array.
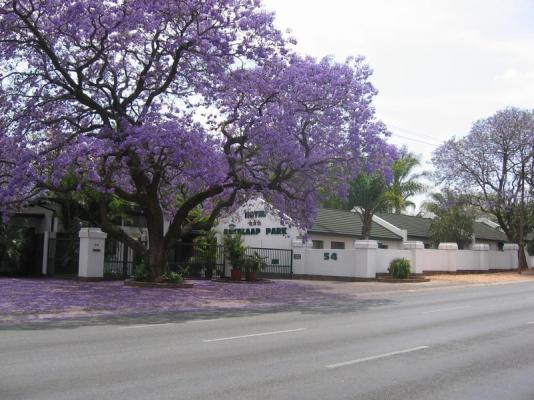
[{"xmin": 295, "ymin": 271, "xmax": 534, "ymax": 298}]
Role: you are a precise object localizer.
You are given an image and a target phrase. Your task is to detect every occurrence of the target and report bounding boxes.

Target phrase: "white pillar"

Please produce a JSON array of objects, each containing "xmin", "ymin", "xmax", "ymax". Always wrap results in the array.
[
  {"xmin": 78, "ymin": 228, "xmax": 107, "ymax": 280},
  {"xmin": 438, "ymin": 243, "xmax": 458, "ymax": 272},
  {"xmin": 403, "ymin": 241, "xmax": 424, "ymax": 274},
  {"xmin": 472, "ymin": 244, "xmax": 489, "ymax": 271},
  {"xmin": 503, "ymin": 243, "xmax": 519, "ymax": 270},
  {"xmin": 354, "ymin": 240, "xmax": 378, "ymax": 278},
  {"xmin": 291, "ymin": 240, "xmax": 308, "ymax": 275}
]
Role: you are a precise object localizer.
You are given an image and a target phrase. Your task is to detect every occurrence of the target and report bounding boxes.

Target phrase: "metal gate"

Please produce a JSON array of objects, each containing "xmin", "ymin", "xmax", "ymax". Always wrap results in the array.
[
  {"xmin": 104, "ymin": 239, "xmax": 144, "ymax": 279},
  {"xmin": 47, "ymin": 234, "xmax": 79, "ymax": 275},
  {"xmin": 245, "ymin": 247, "xmax": 293, "ymax": 278}
]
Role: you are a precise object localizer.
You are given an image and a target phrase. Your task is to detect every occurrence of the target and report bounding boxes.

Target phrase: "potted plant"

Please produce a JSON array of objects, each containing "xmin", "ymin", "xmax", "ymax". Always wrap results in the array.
[
  {"xmin": 224, "ymin": 233, "xmax": 246, "ymax": 281},
  {"xmin": 243, "ymin": 252, "xmax": 267, "ymax": 282}
]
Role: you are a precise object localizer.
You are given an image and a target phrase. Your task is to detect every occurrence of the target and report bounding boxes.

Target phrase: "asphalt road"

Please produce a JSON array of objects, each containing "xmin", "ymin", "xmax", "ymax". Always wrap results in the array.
[{"xmin": 2, "ymin": 281, "xmax": 534, "ymax": 400}]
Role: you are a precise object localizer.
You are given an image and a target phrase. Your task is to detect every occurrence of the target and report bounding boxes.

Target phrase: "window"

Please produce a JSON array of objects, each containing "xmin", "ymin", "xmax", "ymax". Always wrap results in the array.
[
  {"xmin": 312, "ymin": 240, "xmax": 324, "ymax": 249},
  {"xmin": 378, "ymin": 242, "xmax": 388, "ymax": 249},
  {"xmin": 331, "ymin": 241, "xmax": 345, "ymax": 249}
]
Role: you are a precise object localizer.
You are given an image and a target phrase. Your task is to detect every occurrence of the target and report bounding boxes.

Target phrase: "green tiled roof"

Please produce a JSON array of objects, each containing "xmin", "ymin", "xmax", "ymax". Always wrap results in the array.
[
  {"xmin": 376, "ymin": 212, "xmax": 432, "ymax": 240},
  {"xmin": 309, "ymin": 209, "xmax": 402, "ymax": 241},
  {"xmin": 473, "ymin": 222, "xmax": 507, "ymax": 242},
  {"xmin": 376, "ymin": 212, "xmax": 507, "ymax": 243}
]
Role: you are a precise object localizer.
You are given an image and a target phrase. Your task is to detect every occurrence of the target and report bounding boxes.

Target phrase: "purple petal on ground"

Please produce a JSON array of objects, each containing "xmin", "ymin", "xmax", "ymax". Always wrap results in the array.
[{"xmin": 0, "ymin": 278, "xmax": 353, "ymax": 323}]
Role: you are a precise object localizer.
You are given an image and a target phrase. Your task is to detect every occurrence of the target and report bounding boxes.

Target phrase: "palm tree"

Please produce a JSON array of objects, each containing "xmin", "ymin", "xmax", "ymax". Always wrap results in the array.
[
  {"xmin": 385, "ymin": 147, "xmax": 427, "ymax": 214},
  {"xmin": 347, "ymin": 173, "xmax": 390, "ymax": 239}
]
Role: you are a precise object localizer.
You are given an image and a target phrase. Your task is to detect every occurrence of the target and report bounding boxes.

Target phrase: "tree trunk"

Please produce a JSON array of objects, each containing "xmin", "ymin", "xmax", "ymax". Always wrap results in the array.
[
  {"xmin": 144, "ymin": 192, "xmax": 167, "ymax": 280},
  {"xmin": 518, "ymin": 243, "xmax": 528, "ymax": 272},
  {"xmin": 360, "ymin": 211, "xmax": 373, "ymax": 240},
  {"xmin": 518, "ymin": 163, "xmax": 528, "ymax": 273},
  {"xmin": 146, "ymin": 240, "xmax": 166, "ymax": 279}
]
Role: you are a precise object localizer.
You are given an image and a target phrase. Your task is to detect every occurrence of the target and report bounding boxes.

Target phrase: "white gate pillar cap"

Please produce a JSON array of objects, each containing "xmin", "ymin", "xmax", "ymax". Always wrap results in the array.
[
  {"xmin": 403, "ymin": 241, "xmax": 424, "ymax": 249},
  {"xmin": 354, "ymin": 240, "xmax": 378, "ymax": 249},
  {"xmin": 438, "ymin": 242, "xmax": 458, "ymax": 250},
  {"xmin": 79, "ymin": 228, "xmax": 107, "ymax": 239}
]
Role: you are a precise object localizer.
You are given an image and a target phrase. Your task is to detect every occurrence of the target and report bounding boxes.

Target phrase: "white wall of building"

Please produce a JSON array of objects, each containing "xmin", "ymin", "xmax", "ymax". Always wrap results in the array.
[
  {"xmin": 306, "ymin": 233, "xmax": 402, "ymax": 250},
  {"xmin": 216, "ymin": 198, "xmax": 301, "ymax": 250}
]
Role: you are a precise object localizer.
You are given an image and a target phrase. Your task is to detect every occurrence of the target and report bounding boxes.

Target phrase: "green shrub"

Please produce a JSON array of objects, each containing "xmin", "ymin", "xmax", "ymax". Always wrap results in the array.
[
  {"xmin": 388, "ymin": 258, "xmax": 411, "ymax": 279},
  {"xmin": 133, "ymin": 262, "xmax": 150, "ymax": 281},
  {"xmin": 160, "ymin": 271, "xmax": 184, "ymax": 284},
  {"xmin": 242, "ymin": 252, "xmax": 268, "ymax": 272}
]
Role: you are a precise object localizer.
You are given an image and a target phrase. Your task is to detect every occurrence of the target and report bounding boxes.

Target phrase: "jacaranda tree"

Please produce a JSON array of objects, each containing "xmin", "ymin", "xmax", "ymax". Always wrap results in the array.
[
  {"xmin": 433, "ymin": 107, "xmax": 534, "ymax": 270},
  {"xmin": 0, "ymin": 0, "xmax": 395, "ymax": 278}
]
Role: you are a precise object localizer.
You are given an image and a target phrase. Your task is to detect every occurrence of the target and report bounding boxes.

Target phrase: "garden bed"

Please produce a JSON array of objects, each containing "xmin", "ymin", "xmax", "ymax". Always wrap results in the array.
[
  {"xmin": 376, "ymin": 276, "xmax": 430, "ymax": 283},
  {"xmin": 213, "ymin": 278, "xmax": 272, "ymax": 284},
  {"xmin": 123, "ymin": 280, "xmax": 194, "ymax": 289}
]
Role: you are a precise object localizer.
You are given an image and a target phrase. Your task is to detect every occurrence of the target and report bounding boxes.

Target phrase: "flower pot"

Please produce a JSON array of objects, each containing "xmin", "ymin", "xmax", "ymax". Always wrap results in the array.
[
  {"xmin": 231, "ymin": 269, "xmax": 241, "ymax": 281},
  {"xmin": 246, "ymin": 271, "xmax": 257, "ymax": 282}
]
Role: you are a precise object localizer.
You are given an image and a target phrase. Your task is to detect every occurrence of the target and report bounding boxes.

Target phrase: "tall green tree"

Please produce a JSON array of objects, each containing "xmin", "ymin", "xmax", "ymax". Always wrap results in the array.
[
  {"xmin": 422, "ymin": 189, "xmax": 475, "ymax": 249},
  {"xmin": 385, "ymin": 148, "xmax": 427, "ymax": 214}
]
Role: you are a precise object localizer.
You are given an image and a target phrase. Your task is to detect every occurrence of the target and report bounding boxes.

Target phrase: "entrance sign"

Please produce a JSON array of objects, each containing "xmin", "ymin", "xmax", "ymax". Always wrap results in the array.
[
  {"xmin": 223, "ymin": 227, "xmax": 287, "ymax": 235},
  {"xmin": 244, "ymin": 210, "xmax": 267, "ymax": 219},
  {"xmin": 266, "ymin": 227, "xmax": 287, "ymax": 235}
]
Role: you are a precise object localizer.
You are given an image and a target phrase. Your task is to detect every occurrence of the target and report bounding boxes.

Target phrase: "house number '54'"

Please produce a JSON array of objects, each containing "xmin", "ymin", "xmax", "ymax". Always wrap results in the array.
[{"xmin": 324, "ymin": 252, "xmax": 337, "ymax": 261}]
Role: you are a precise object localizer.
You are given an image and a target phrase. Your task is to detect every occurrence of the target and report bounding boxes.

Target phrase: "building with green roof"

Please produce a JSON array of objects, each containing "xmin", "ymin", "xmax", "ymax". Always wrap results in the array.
[
  {"xmin": 308, "ymin": 208, "xmax": 403, "ymax": 250},
  {"xmin": 375, "ymin": 212, "xmax": 507, "ymax": 250}
]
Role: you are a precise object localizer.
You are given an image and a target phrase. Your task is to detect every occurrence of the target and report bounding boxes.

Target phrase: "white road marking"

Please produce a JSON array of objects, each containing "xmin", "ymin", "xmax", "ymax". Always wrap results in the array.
[
  {"xmin": 326, "ymin": 346, "xmax": 429, "ymax": 369},
  {"xmin": 421, "ymin": 306, "xmax": 473, "ymax": 314},
  {"xmin": 119, "ymin": 323, "xmax": 174, "ymax": 329},
  {"xmin": 527, "ymin": 321, "xmax": 534, "ymax": 325},
  {"xmin": 186, "ymin": 318, "xmax": 224, "ymax": 324},
  {"xmin": 203, "ymin": 328, "xmax": 306, "ymax": 343},
  {"xmin": 525, "ymin": 296, "xmax": 534, "ymax": 300}
]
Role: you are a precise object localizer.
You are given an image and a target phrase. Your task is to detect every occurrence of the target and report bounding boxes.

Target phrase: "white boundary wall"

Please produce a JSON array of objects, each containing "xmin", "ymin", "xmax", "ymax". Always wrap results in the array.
[{"xmin": 292, "ymin": 241, "xmax": 519, "ymax": 279}]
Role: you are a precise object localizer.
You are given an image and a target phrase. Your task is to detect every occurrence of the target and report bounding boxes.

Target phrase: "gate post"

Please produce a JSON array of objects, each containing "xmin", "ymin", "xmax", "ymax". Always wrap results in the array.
[
  {"xmin": 78, "ymin": 228, "xmax": 107, "ymax": 280},
  {"xmin": 354, "ymin": 240, "xmax": 378, "ymax": 278},
  {"xmin": 403, "ymin": 241, "xmax": 424, "ymax": 274},
  {"xmin": 41, "ymin": 231, "xmax": 50, "ymax": 275}
]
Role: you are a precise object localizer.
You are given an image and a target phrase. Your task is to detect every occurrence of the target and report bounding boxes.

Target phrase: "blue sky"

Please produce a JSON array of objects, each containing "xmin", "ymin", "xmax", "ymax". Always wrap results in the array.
[{"xmin": 263, "ymin": 0, "xmax": 534, "ymax": 209}]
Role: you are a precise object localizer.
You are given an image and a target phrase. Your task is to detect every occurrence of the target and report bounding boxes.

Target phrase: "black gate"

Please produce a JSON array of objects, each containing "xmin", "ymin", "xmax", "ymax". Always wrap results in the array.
[
  {"xmin": 102, "ymin": 240, "xmax": 291, "ymax": 279},
  {"xmin": 245, "ymin": 247, "xmax": 293, "ymax": 278},
  {"xmin": 168, "ymin": 243, "xmax": 225, "ymax": 278},
  {"xmin": 104, "ymin": 239, "xmax": 144, "ymax": 279},
  {"xmin": 47, "ymin": 234, "xmax": 79, "ymax": 275}
]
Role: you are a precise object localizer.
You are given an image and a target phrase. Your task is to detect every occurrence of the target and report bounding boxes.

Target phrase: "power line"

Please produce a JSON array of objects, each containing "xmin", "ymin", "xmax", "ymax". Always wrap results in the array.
[
  {"xmin": 390, "ymin": 132, "xmax": 440, "ymax": 148},
  {"xmin": 386, "ymin": 124, "xmax": 442, "ymax": 148}
]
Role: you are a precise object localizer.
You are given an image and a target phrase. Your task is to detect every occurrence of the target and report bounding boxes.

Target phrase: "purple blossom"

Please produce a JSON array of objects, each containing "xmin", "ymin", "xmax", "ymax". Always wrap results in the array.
[{"xmin": 0, "ymin": 1, "xmax": 395, "ymax": 273}]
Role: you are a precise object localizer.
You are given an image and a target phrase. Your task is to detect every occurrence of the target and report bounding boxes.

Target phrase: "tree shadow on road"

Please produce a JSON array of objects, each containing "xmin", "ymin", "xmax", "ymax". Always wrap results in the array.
[{"xmin": 0, "ymin": 291, "xmax": 396, "ymax": 331}]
